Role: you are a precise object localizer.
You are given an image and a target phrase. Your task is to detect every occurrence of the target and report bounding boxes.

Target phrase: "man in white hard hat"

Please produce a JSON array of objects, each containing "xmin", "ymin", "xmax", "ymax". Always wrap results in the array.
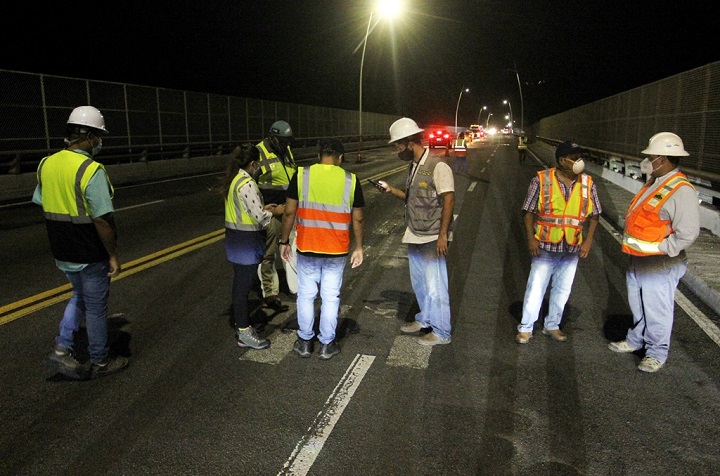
[
  {"xmin": 608, "ymin": 132, "xmax": 700, "ymax": 373},
  {"xmin": 33, "ymin": 106, "xmax": 129, "ymax": 380},
  {"xmin": 254, "ymin": 120, "xmax": 298, "ymax": 312},
  {"xmin": 375, "ymin": 117, "xmax": 455, "ymax": 346}
]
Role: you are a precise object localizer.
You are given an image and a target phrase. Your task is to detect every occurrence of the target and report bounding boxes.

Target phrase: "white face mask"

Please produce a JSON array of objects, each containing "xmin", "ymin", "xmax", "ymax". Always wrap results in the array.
[
  {"xmin": 640, "ymin": 156, "xmax": 664, "ymax": 175},
  {"xmin": 571, "ymin": 159, "xmax": 585, "ymax": 174}
]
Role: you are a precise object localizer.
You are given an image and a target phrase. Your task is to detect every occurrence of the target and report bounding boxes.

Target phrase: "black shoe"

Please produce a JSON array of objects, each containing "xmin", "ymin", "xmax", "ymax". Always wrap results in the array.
[
  {"xmin": 319, "ymin": 341, "xmax": 340, "ymax": 360},
  {"xmin": 90, "ymin": 356, "xmax": 129, "ymax": 379},
  {"xmin": 265, "ymin": 296, "xmax": 289, "ymax": 312},
  {"xmin": 293, "ymin": 338, "xmax": 313, "ymax": 358},
  {"xmin": 45, "ymin": 344, "xmax": 90, "ymax": 380}
]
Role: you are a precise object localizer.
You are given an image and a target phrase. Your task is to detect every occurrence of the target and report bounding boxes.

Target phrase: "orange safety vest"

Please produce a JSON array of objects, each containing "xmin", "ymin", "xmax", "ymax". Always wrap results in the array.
[
  {"xmin": 453, "ymin": 138, "xmax": 466, "ymax": 157},
  {"xmin": 295, "ymin": 164, "xmax": 356, "ymax": 255},
  {"xmin": 535, "ymin": 168, "xmax": 593, "ymax": 245},
  {"xmin": 622, "ymin": 171, "xmax": 694, "ymax": 256}
]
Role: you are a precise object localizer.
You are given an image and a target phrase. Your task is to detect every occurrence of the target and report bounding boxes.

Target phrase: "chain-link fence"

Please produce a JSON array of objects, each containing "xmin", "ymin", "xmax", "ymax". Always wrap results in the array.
[
  {"xmin": 0, "ymin": 69, "xmax": 399, "ymax": 174},
  {"xmin": 535, "ymin": 61, "xmax": 720, "ymax": 178}
]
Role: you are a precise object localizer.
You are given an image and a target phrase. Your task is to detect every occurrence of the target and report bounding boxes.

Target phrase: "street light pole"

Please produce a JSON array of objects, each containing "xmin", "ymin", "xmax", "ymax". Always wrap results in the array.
[
  {"xmin": 509, "ymin": 61, "xmax": 524, "ymax": 133},
  {"xmin": 485, "ymin": 112, "xmax": 493, "ymax": 129},
  {"xmin": 357, "ymin": 11, "xmax": 374, "ymax": 163},
  {"xmin": 454, "ymin": 87, "xmax": 469, "ymax": 134},
  {"xmin": 476, "ymin": 105, "xmax": 487, "ymax": 125}
]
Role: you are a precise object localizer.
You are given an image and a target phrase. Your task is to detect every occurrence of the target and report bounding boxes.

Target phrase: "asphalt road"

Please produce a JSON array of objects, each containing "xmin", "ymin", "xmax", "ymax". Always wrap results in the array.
[{"xmin": 1, "ymin": 137, "xmax": 719, "ymax": 475}]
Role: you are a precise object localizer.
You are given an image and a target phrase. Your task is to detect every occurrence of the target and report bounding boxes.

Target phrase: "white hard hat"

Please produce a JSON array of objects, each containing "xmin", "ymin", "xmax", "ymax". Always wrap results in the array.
[
  {"xmin": 67, "ymin": 106, "xmax": 108, "ymax": 133},
  {"xmin": 641, "ymin": 132, "xmax": 688, "ymax": 156},
  {"xmin": 388, "ymin": 117, "xmax": 424, "ymax": 143}
]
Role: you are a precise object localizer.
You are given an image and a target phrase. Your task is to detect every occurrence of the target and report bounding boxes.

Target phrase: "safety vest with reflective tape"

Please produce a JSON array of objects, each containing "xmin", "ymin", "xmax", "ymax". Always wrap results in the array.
[
  {"xmin": 518, "ymin": 137, "xmax": 528, "ymax": 150},
  {"xmin": 622, "ymin": 171, "xmax": 694, "ymax": 256},
  {"xmin": 453, "ymin": 139, "xmax": 466, "ymax": 157},
  {"xmin": 255, "ymin": 140, "xmax": 296, "ymax": 191},
  {"xmin": 37, "ymin": 149, "xmax": 114, "ymax": 263},
  {"xmin": 225, "ymin": 174, "xmax": 263, "ymax": 231},
  {"xmin": 535, "ymin": 168, "xmax": 593, "ymax": 245},
  {"xmin": 295, "ymin": 164, "xmax": 356, "ymax": 255}
]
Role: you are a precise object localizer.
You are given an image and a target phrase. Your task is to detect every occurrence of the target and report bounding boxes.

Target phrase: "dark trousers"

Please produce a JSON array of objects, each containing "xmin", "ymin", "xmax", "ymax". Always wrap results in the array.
[{"xmin": 232, "ymin": 263, "xmax": 257, "ymax": 328}]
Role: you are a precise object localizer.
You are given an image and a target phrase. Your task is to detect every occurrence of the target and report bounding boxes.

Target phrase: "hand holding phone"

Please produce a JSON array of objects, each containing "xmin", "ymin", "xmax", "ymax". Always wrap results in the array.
[{"xmin": 369, "ymin": 179, "xmax": 388, "ymax": 191}]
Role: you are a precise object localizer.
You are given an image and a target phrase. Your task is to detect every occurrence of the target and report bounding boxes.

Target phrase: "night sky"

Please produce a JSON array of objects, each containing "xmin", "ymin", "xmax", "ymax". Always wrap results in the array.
[{"xmin": 3, "ymin": 0, "xmax": 717, "ymax": 130}]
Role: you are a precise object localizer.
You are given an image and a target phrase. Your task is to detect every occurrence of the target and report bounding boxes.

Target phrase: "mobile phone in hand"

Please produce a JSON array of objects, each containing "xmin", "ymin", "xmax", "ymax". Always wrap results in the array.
[{"xmin": 368, "ymin": 179, "xmax": 387, "ymax": 191}]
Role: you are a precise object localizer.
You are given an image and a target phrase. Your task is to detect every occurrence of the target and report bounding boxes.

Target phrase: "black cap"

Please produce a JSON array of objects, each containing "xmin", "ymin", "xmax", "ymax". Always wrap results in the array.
[
  {"xmin": 319, "ymin": 138, "xmax": 345, "ymax": 155},
  {"xmin": 555, "ymin": 141, "xmax": 584, "ymax": 158}
]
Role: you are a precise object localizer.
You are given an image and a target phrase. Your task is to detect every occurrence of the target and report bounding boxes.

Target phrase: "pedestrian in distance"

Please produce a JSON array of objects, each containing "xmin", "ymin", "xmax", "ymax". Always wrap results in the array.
[
  {"xmin": 375, "ymin": 117, "xmax": 455, "ymax": 346},
  {"xmin": 608, "ymin": 132, "xmax": 700, "ymax": 373},
  {"xmin": 453, "ymin": 132, "xmax": 468, "ymax": 174},
  {"xmin": 222, "ymin": 144, "xmax": 286, "ymax": 350},
  {"xmin": 518, "ymin": 135, "xmax": 528, "ymax": 163},
  {"xmin": 279, "ymin": 139, "xmax": 364, "ymax": 360},
  {"xmin": 34, "ymin": 106, "xmax": 129, "ymax": 380},
  {"xmin": 516, "ymin": 140, "xmax": 602, "ymax": 344},
  {"xmin": 254, "ymin": 120, "xmax": 298, "ymax": 312}
]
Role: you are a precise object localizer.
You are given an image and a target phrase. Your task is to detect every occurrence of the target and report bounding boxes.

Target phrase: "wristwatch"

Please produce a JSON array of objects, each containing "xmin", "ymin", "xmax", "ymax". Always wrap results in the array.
[{"xmin": 278, "ymin": 239, "xmax": 290, "ymax": 246}]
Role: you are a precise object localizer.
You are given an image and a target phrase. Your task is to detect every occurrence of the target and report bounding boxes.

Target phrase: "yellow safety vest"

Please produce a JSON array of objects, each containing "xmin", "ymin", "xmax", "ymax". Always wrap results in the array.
[
  {"xmin": 295, "ymin": 164, "xmax": 356, "ymax": 254},
  {"xmin": 256, "ymin": 140, "xmax": 296, "ymax": 191},
  {"xmin": 225, "ymin": 174, "xmax": 263, "ymax": 231},
  {"xmin": 535, "ymin": 168, "xmax": 593, "ymax": 245},
  {"xmin": 453, "ymin": 139, "xmax": 466, "ymax": 156}
]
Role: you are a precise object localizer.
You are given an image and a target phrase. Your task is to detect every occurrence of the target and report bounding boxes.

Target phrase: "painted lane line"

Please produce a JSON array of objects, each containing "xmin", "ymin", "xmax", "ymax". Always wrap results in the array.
[
  {"xmin": 468, "ymin": 181, "xmax": 477, "ymax": 192},
  {"xmin": 115, "ymin": 199, "xmax": 165, "ymax": 212},
  {"xmin": 279, "ymin": 354, "xmax": 375, "ymax": 476}
]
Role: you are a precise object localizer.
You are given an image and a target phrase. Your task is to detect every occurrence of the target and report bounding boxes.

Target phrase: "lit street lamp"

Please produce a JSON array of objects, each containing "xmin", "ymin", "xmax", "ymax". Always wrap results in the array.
[
  {"xmin": 508, "ymin": 62, "xmax": 524, "ymax": 133},
  {"xmin": 454, "ymin": 87, "xmax": 469, "ymax": 133},
  {"xmin": 357, "ymin": 0, "xmax": 401, "ymax": 163},
  {"xmin": 485, "ymin": 112, "xmax": 493, "ymax": 129},
  {"xmin": 503, "ymin": 99, "xmax": 513, "ymax": 131}
]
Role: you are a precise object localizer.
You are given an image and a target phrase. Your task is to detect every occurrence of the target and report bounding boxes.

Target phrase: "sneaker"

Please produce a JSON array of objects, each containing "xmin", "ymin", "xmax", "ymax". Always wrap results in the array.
[
  {"xmin": 417, "ymin": 332, "xmax": 451, "ymax": 346},
  {"xmin": 45, "ymin": 344, "xmax": 90, "ymax": 380},
  {"xmin": 400, "ymin": 321, "xmax": 429, "ymax": 334},
  {"xmin": 542, "ymin": 328, "xmax": 567, "ymax": 342},
  {"xmin": 515, "ymin": 332, "xmax": 532, "ymax": 344},
  {"xmin": 264, "ymin": 296, "xmax": 289, "ymax": 312},
  {"xmin": 319, "ymin": 341, "xmax": 341, "ymax": 360},
  {"xmin": 608, "ymin": 340, "xmax": 637, "ymax": 353},
  {"xmin": 637, "ymin": 356, "xmax": 665, "ymax": 373},
  {"xmin": 293, "ymin": 338, "xmax": 313, "ymax": 358},
  {"xmin": 236, "ymin": 326, "xmax": 270, "ymax": 350},
  {"xmin": 89, "ymin": 356, "xmax": 129, "ymax": 380}
]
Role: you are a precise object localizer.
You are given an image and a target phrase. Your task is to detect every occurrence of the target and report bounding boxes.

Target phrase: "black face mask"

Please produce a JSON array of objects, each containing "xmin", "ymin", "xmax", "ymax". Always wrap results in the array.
[{"xmin": 397, "ymin": 146, "xmax": 414, "ymax": 162}]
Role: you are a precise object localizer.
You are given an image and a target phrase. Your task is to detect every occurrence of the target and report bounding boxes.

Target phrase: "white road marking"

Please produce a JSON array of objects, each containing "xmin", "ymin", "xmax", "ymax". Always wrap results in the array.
[
  {"xmin": 115, "ymin": 199, "xmax": 165, "ymax": 211},
  {"xmin": 279, "ymin": 354, "xmax": 375, "ymax": 476},
  {"xmin": 468, "ymin": 181, "xmax": 477, "ymax": 192}
]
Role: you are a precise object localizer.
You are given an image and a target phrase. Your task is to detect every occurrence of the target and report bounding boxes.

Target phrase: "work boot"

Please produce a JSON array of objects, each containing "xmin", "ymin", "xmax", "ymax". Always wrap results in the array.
[
  {"xmin": 293, "ymin": 338, "xmax": 313, "ymax": 358},
  {"xmin": 264, "ymin": 295, "xmax": 289, "ymax": 312},
  {"xmin": 236, "ymin": 326, "xmax": 270, "ymax": 350},
  {"xmin": 89, "ymin": 356, "xmax": 129, "ymax": 380},
  {"xmin": 318, "ymin": 341, "xmax": 341, "ymax": 360},
  {"xmin": 45, "ymin": 344, "xmax": 90, "ymax": 380}
]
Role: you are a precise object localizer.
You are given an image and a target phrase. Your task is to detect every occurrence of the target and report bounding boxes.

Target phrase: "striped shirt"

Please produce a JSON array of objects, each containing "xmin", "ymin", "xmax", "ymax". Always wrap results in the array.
[{"xmin": 522, "ymin": 170, "xmax": 602, "ymax": 253}]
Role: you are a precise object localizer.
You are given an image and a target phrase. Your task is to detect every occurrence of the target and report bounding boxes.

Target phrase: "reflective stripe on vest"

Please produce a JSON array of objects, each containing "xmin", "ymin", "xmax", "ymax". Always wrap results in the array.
[
  {"xmin": 295, "ymin": 165, "xmax": 355, "ymax": 254},
  {"xmin": 454, "ymin": 139, "xmax": 466, "ymax": 155},
  {"xmin": 256, "ymin": 140, "xmax": 295, "ymax": 191},
  {"xmin": 37, "ymin": 150, "xmax": 112, "ymax": 224},
  {"xmin": 621, "ymin": 172, "xmax": 694, "ymax": 256},
  {"xmin": 225, "ymin": 174, "xmax": 263, "ymax": 231},
  {"xmin": 535, "ymin": 168, "xmax": 593, "ymax": 245}
]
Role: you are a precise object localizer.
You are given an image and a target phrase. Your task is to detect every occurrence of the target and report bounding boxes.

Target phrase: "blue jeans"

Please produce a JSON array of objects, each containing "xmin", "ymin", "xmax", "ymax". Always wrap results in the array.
[
  {"xmin": 296, "ymin": 254, "xmax": 347, "ymax": 344},
  {"xmin": 518, "ymin": 249, "xmax": 579, "ymax": 333},
  {"xmin": 625, "ymin": 254, "xmax": 687, "ymax": 363},
  {"xmin": 56, "ymin": 261, "xmax": 111, "ymax": 363},
  {"xmin": 408, "ymin": 241, "xmax": 451, "ymax": 340}
]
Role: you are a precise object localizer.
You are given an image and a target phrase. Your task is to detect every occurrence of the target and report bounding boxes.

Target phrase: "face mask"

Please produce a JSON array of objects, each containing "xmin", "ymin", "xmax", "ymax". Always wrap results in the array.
[
  {"xmin": 91, "ymin": 138, "xmax": 103, "ymax": 157},
  {"xmin": 397, "ymin": 145, "xmax": 414, "ymax": 162},
  {"xmin": 571, "ymin": 159, "xmax": 585, "ymax": 174},
  {"xmin": 640, "ymin": 156, "xmax": 661, "ymax": 175}
]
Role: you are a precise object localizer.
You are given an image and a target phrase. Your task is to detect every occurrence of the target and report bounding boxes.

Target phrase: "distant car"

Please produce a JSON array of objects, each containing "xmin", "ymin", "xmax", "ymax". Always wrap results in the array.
[
  {"xmin": 427, "ymin": 129, "xmax": 452, "ymax": 148},
  {"xmin": 469, "ymin": 124, "xmax": 485, "ymax": 140}
]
